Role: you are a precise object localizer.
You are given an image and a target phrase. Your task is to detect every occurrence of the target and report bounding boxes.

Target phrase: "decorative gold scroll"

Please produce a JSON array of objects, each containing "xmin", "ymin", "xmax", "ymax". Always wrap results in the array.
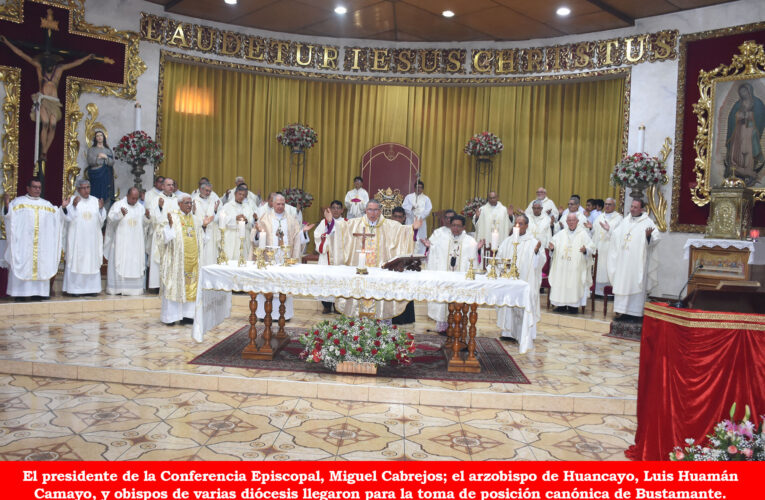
[
  {"xmin": 141, "ymin": 11, "xmax": 676, "ymax": 78},
  {"xmin": 647, "ymin": 137, "xmax": 672, "ymax": 232},
  {"xmin": 0, "ymin": 65, "xmax": 20, "ymax": 200},
  {"xmin": 691, "ymin": 40, "xmax": 765, "ymax": 207},
  {"xmin": 83, "ymin": 102, "xmax": 105, "ymax": 144}
]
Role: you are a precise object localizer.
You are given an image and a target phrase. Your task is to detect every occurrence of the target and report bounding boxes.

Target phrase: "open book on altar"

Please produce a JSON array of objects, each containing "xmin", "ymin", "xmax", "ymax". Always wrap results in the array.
[{"xmin": 381, "ymin": 254, "xmax": 427, "ymax": 272}]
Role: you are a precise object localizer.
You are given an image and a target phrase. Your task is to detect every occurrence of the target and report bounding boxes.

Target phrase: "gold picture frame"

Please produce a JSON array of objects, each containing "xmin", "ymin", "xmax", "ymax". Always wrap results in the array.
[{"xmin": 691, "ymin": 40, "xmax": 765, "ymax": 206}]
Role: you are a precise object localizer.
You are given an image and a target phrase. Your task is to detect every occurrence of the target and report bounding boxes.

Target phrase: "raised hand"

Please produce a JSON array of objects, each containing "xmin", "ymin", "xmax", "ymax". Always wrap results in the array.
[
  {"xmin": 600, "ymin": 220, "xmax": 610, "ymax": 231},
  {"xmin": 535, "ymin": 240, "xmax": 542, "ymax": 254},
  {"xmin": 121, "ymin": 206, "xmax": 128, "ymax": 216},
  {"xmin": 477, "ymin": 239, "xmax": 485, "ymax": 250},
  {"xmin": 98, "ymin": 198, "xmax": 104, "ymax": 210},
  {"xmin": 303, "ymin": 223, "xmax": 315, "ymax": 232},
  {"xmin": 61, "ymin": 197, "xmax": 70, "ymax": 209},
  {"xmin": 475, "ymin": 208, "xmax": 481, "ymax": 219},
  {"xmin": 323, "ymin": 207, "xmax": 332, "ymax": 223},
  {"xmin": 507, "ymin": 204, "xmax": 515, "ymax": 216},
  {"xmin": 73, "ymin": 196, "xmax": 81, "ymax": 208},
  {"xmin": 203, "ymin": 215, "xmax": 214, "ymax": 227},
  {"xmin": 580, "ymin": 245, "xmax": 586, "ymax": 254},
  {"xmin": 584, "ymin": 221, "xmax": 592, "ymax": 230},
  {"xmin": 158, "ymin": 197, "xmax": 164, "ymax": 209},
  {"xmin": 548, "ymin": 242, "xmax": 555, "ymax": 251},
  {"xmin": 167, "ymin": 212, "xmax": 173, "ymax": 227},
  {"xmin": 420, "ymin": 238, "xmax": 431, "ymax": 249},
  {"xmin": 646, "ymin": 227, "xmax": 654, "ymax": 239},
  {"xmin": 546, "ymin": 208, "xmax": 552, "ymax": 215},
  {"xmin": 144, "ymin": 208, "xmax": 150, "ymax": 219},
  {"xmin": 236, "ymin": 214, "xmax": 245, "ymax": 222},
  {"xmin": 412, "ymin": 217, "xmax": 423, "ymax": 230},
  {"xmin": 214, "ymin": 200, "xmax": 220, "ymax": 212},
  {"xmin": 192, "ymin": 201, "xmax": 196, "ymax": 214}
]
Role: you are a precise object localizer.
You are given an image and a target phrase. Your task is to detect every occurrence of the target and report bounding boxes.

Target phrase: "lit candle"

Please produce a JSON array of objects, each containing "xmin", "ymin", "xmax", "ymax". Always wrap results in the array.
[
  {"xmin": 358, "ymin": 250, "xmax": 367, "ymax": 270},
  {"xmin": 491, "ymin": 229, "xmax": 499, "ymax": 250},
  {"xmin": 259, "ymin": 231, "xmax": 267, "ymax": 248},
  {"xmin": 637, "ymin": 124, "xmax": 645, "ymax": 153},
  {"xmin": 134, "ymin": 102, "xmax": 142, "ymax": 132},
  {"xmin": 237, "ymin": 220, "xmax": 245, "ymax": 238},
  {"xmin": 513, "ymin": 225, "xmax": 520, "ymax": 242}
]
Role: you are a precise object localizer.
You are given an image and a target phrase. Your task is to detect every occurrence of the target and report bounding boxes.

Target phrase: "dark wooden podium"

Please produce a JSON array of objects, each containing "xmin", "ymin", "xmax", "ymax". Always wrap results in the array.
[{"xmin": 682, "ymin": 264, "xmax": 764, "ymax": 313}]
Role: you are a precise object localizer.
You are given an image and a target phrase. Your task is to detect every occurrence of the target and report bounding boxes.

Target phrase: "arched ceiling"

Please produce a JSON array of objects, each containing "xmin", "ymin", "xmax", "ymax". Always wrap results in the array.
[{"xmin": 146, "ymin": 0, "xmax": 736, "ymax": 42}]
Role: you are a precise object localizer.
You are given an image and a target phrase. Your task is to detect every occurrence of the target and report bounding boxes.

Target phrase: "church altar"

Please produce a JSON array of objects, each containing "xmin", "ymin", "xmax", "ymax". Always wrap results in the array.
[{"xmin": 191, "ymin": 263, "xmax": 536, "ymax": 367}]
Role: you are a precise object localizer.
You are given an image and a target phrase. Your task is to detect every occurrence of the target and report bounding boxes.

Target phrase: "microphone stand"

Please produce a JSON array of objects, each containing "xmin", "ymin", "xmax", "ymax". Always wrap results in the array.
[{"xmin": 672, "ymin": 263, "xmax": 704, "ymax": 308}]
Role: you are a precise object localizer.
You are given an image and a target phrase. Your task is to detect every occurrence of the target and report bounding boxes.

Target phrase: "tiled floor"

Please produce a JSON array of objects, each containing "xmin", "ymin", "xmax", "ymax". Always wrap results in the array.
[{"xmin": 0, "ymin": 294, "xmax": 639, "ymax": 460}]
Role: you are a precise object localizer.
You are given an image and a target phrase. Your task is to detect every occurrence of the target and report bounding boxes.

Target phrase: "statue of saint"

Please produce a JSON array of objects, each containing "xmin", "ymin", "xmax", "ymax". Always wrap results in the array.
[{"xmin": 85, "ymin": 130, "xmax": 115, "ymax": 205}]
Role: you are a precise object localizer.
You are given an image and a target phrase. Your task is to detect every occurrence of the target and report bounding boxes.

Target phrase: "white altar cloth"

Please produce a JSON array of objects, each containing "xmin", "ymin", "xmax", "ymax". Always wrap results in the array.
[
  {"xmin": 192, "ymin": 263, "xmax": 537, "ymax": 353},
  {"xmin": 683, "ymin": 238, "xmax": 755, "ymax": 264}
]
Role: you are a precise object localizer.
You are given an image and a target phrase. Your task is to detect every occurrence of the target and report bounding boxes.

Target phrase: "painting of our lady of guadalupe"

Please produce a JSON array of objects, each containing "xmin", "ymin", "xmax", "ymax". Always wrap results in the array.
[{"xmin": 712, "ymin": 79, "xmax": 765, "ymax": 188}]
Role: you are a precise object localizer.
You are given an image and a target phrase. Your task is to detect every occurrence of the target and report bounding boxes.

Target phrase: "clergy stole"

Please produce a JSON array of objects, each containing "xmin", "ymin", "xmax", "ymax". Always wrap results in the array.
[
  {"xmin": 256, "ymin": 212, "xmax": 303, "ymax": 259},
  {"xmin": 548, "ymin": 227, "xmax": 595, "ymax": 305},
  {"xmin": 607, "ymin": 213, "xmax": 660, "ymax": 296},
  {"xmin": 192, "ymin": 194, "xmax": 219, "ymax": 266},
  {"xmin": 219, "ymin": 200, "xmax": 256, "ymax": 261},
  {"xmin": 105, "ymin": 200, "xmax": 145, "ymax": 279},
  {"xmin": 66, "ymin": 196, "xmax": 104, "ymax": 275},
  {"xmin": 592, "ymin": 212, "xmax": 623, "ymax": 284},
  {"xmin": 150, "ymin": 193, "xmax": 179, "ymax": 264},
  {"xmin": 6, "ymin": 197, "xmax": 63, "ymax": 280},
  {"xmin": 161, "ymin": 212, "xmax": 204, "ymax": 304},
  {"xmin": 497, "ymin": 233, "xmax": 546, "ymax": 322}
]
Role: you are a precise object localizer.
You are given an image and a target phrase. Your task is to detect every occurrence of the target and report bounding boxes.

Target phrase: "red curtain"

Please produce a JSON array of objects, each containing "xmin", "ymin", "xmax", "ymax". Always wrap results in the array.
[{"xmin": 626, "ymin": 303, "xmax": 765, "ymax": 461}]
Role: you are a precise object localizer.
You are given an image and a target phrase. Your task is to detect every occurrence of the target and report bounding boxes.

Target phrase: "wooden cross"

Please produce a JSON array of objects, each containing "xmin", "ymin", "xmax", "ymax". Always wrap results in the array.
[{"xmin": 352, "ymin": 226, "xmax": 374, "ymax": 251}]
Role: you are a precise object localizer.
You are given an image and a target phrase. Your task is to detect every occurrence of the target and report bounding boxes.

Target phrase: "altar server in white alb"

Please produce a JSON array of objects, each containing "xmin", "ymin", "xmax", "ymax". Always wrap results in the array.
[
  {"xmin": 191, "ymin": 181, "xmax": 221, "ymax": 266},
  {"xmin": 313, "ymin": 199, "xmax": 345, "ymax": 314},
  {"xmin": 473, "ymin": 191, "xmax": 513, "ymax": 251},
  {"xmin": 63, "ymin": 179, "xmax": 106, "ymax": 295},
  {"xmin": 525, "ymin": 187, "xmax": 558, "ymax": 222},
  {"xmin": 253, "ymin": 194, "xmax": 313, "ymax": 320},
  {"xmin": 403, "ymin": 180, "xmax": 432, "ymax": 255},
  {"xmin": 147, "ymin": 178, "xmax": 178, "ymax": 288},
  {"xmin": 344, "ymin": 176, "xmax": 368, "ymax": 219},
  {"xmin": 160, "ymin": 195, "xmax": 212, "ymax": 325},
  {"xmin": 422, "ymin": 215, "xmax": 480, "ymax": 334},
  {"xmin": 548, "ymin": 213, "xmax": 595, "ymax": 313},
  {"xmin": 495, "ymin": 214, "xmax": 546, "ymax": 350},
  {"xmin": 591, "ymin": 197, "xmax": 623, "ymax": 296},
  {"xmin": 2, "ymin": 177, "xmax": 64, "ymax": 299},
  {"xmin": 104, "ymin": 187, "xmax": 148, "ymax": 296},
  {"xmin": 218, "ymin": 185, "xmax": 257, "ymax": 262},
  {"xmin": 607, "ymin": 199, "xmax": 661, "ymax": 319}
]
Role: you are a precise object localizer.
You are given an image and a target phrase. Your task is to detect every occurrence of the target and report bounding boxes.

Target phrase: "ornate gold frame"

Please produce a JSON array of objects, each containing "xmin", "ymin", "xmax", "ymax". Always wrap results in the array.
[
  {"xmin": 671, "ymin": 21, "xmax": 765, "ymax": 233},
  {"xmin": 0, "ymin": 0, "xmax": 146, "ymax": 200},
  {"xmin": 0, "ymin": 65, "xmax": 20, "ymax": 199}
]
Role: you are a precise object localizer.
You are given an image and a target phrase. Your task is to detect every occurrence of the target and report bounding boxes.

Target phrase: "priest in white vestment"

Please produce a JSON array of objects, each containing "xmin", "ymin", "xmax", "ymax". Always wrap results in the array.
[
  {"xmin": 423, "ymin": 215, "xmax": 480, "ymax": 333},
  {"xmin": 221, "ymin": 176, "xmax": 260, "ymax": 207},
  {"xmin": 324, "ymin": 199, "xmax": 422, "ymax": 319},
  {"xmin": 3, "ymin": 177, "xmax": 64, "ymax": 298},
  {"xmin": 192, "ymin": 181, "xmax": 221, "ymax": 266},
  {"xmin": 160, "ymin": 195, "xmax": 211, "ymax": 324},
  {"xmin": 63, "ymin": 179, "xmax": 106, "ymax": 295},
  {"xmin": 143, "ymin": 175, "xmax": 164, "ymax": 265},
  {"xmin": 548, "ymin": 213, "xmax": 595, "ymax": 313},
  {"xmin": 313, "ymin": 200, "xmax": 345, "ymax": 313},
  {"xmin": 591, "ymin": 197, "xmax": 623, "ymax": 296},
  {"xmin": 218, "ymin": 185, "xmax": 257, "ymax": 262},
  {"xmin": 527, "ymin": 200, "xmax": 553, "ymax": 249},
  {"xmin": 607, "ymin": 200, "xmax": 661, "ymax": 319},
  {"xmin": 190, "ymin": 177, "xmax": 220, "ymax": 205},
  {"xmin": 253, "ymin": 194, "xmax": 313, "ymax": 320},
  {"xmin": 256, "ymin": 192, "xmax": 301, "ymax": 223},
  {"xmin": 146, "ymin": 178, "xmax": 179, "ymax": 288},
  {"xmin": 557, "ymin": 195, "xmax": 589, "ymax": 232},
  {"xmin": 525, "ymin": 187, "xmax": 559, "ymax": 222},
  {"xmin": 496, "ymin": 214, "xmax": 546, "ymax": 349},
  {"xmin": 344, "ymin": 176, "xmax": 368, "ymax": 219},
  {"xmin": 403, "ymin": 180, "xmax": 433, "ymax": 255},
  {"xmin": 105, "ymin": 188, "xmax": 148, "ymax": 295},
  {"xmin": 473, "ymin": 191, "xmax": 513, "ymax": 251}
]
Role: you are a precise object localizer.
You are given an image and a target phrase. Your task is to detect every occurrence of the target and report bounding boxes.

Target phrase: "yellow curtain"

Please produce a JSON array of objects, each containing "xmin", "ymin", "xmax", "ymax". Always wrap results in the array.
[{"xmin": 160, "ymin": 60, "xmax": 624, "ymax": 228}]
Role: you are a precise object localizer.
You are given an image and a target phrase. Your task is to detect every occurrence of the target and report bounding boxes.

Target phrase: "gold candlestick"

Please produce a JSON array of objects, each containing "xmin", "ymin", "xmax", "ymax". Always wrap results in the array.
[
  {"xmin": 238, "ymin": 236, "xmax": 247, "ymax": 267},
  {"xmin": 486, "ymin": 256, "xmax": 499, "ymax": 279},
  {"xmin": 217, "ymin": 228, "xmax": 228, "ymax": 265},
  {"xmin": 499, "ymin": 258, "xmax": 512, "ymax": 279},
  {"xmin": 465, "ymin": 259, "xmax": 476, "ymax": 280},
  {"xmin": 509, "ymin": 241, "xmax": 520, "ymax": 279},
  {"xmin": 254, "ymin": 247, "xmax": 267, "ymax": 269}
]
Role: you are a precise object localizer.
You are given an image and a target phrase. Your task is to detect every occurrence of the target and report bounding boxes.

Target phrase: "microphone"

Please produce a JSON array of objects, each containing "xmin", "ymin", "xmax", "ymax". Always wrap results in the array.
[{"xmin": 672, "ymin": 263, "xmax": 703, "ymax": 308}]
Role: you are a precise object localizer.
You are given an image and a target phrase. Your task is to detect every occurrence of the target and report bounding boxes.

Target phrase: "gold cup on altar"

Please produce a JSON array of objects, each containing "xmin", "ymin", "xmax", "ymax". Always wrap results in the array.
[
  {"xmin": 486, "ymin": 256, "xmax": 499, "ymax": 279},
  {"xmin": 254, "ymin": 247, "xmax": 267, "ymax": 269}
]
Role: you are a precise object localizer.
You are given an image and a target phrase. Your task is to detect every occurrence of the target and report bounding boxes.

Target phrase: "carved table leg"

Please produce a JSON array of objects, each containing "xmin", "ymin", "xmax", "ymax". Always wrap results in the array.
[
  {"xmin": 241, "ymin": 292, "xmax": 260, "ymax": 357},
  {"xmin": 451, "ymin": 302, "xmax": 463, "ymax": 361},
  {"xmin": 277, "ymin": 293, "xmax": 287, "ymax": 339},
  {"xmin": 444, "ymin": 303, "xmax": 456, "ymax": 350},
  {"xmin": 460, "ymin": 303, "xmax": 469, "ymax": 345}
]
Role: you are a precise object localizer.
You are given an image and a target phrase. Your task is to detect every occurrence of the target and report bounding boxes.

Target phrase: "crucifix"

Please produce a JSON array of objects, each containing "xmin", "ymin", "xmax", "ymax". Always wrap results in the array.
[
  {"xmin": 352, "ymin": 226, "xmax": 375, "ymax": 268},
  {"xmin": 0, "ymin": 6, "xmax": 115, "ymax": 195}
]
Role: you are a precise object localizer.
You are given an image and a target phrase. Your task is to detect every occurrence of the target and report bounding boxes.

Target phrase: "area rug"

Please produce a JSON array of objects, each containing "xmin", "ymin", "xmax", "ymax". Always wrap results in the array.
[
  {"xmin": 604, "ymin": 317, "xmax": 642, "ymax": 342},
  {"xmin": 190, "ymin": 326, "xmax": 530, "ymax": 384}
]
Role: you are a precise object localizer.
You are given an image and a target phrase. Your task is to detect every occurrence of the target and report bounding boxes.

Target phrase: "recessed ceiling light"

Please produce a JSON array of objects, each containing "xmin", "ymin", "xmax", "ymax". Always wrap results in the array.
[
  {"xmin": 556, "ymin": 6, "xmax": 571, "ymax": 17},
  {"xmin": 224, "ymin": 0, "xmax": 237, "ymax": 5},
  {"xmin": 335, "ymin": 6, "xmax": 348, "ymax": 14},
  {"xmin": 442, "ymin": 10, "xmax": 455, "ymax": 18}
]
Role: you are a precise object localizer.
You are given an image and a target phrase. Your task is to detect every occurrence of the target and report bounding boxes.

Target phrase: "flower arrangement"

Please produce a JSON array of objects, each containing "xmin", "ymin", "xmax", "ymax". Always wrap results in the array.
[
  {"xmin": 113, "ymin": 131, "xmax": 164, "ymax": 166},
  {"xmin": 276, "ymin": 123, "xmax": 318, "ymax": 151},
  {"xmin": 610, "ymin": 152, "xmax": 667, "ymax": 187},
  {"xmin": 670, "ymin": 403, "xmax": 765, "ymax": 461},
  {"xmin": 462, "ymin": 197, "xmax": 486, "ymax": 219},
  {"xmin": 282, "ymin": 187, "xmax": 313, "ymax": 209},
  {"xmin": 298, "ymin": 316, "xmax": 416, "ymax": 372},
  {"xmin": 464, "ymin": 132, "xmax": 503, "ymax": 157}
]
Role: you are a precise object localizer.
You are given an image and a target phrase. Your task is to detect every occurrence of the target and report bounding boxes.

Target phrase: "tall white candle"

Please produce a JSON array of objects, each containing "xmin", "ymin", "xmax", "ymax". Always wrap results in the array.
[
  {"xmin": 358, "ymin": 250, "xmax": 367, "ymax": 269},
  {"xmin": 259, "ymin": 231, "xmax": 267, "ymax": 249},
  {"xmin": 637, "ymin": 124, "xmax": 645, "ymax": 153},
  {"xmin": 513, "ymin": 225, "xmax": 520, "ymax": 242},
  {"xmin": 491, "ymin": 229, "xmax": 499, "ymax": 250},
  {"xmin": 237, "ymin": 220, "xmax": 246, "ymax": 238},
  {"xmin": 134, "ymin": 102, "xmax": 142, "ymax": 132}
]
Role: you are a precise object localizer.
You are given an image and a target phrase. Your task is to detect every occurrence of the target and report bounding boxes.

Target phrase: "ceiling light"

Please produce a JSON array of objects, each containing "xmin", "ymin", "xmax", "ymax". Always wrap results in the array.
[
  {"xmin": 335, "ymin": 6, "xmax": 348, "ymax": 14},
  {"xmin": 224, "ymin": 0, "xmax": 237, "ymax": 5},
  {"xmin": 556, "ymin": 6, "xmax": 571, "ymax": 17},
  {"xmin": 442, "ymin": 10, "xmax": 455, "ymax": 18}
]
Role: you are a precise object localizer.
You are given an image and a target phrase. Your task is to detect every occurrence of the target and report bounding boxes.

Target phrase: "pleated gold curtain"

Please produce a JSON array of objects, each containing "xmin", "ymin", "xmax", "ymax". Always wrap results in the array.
[{"xmin": 160, "ymin": 60, "xmax": 625, "ymax": 226}]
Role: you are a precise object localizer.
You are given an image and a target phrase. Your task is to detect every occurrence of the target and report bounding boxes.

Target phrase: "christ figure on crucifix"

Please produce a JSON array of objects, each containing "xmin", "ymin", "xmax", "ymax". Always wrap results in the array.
[{"xmin": 321, "ymin": 198, "xmax": 423, "ymax": 319}]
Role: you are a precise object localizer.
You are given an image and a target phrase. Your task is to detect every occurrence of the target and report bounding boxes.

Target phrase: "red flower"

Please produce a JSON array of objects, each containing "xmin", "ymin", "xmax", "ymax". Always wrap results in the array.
[
  {"xmin": 353, "ymin": 335, "xmax": 359, "ymax": 341},
  {"xmin": 392, "ymin": 325, "xmax": 397, "ymax": 330},
  {"xmin": 374, "ymin": 340, "xmax": 381, "ymax": 347},
  {"xmin": 371, "ymin": 348, "xmax": 378, "ymax": 355},
  {"xmin": 312, "ymin": 353, "xmax": 321, "ymax": 362},
  {"xmin": 376, "ymin": 331, "xmax": 382, "ymax": 337},
  {"xmin": 349, "ymin": 321, "xmax": 355, "ymax": 326},
  {"xmin": 357, "ymin": 347, "xmax": 363, "ymax": 353},
  {"xmin": 407, "ymin": 332, "xmax": 414, "ymax": 340},
  {"xmin": 313, "ymin": 330, "xmax": 319, "ymax": 335},
  {"xmin": 333, "ymin": 338, "xmax": 340, "ymax": 345},
  {"xmin": 339, "ymin": 348, "xmax": 346, "ymax": 356}
]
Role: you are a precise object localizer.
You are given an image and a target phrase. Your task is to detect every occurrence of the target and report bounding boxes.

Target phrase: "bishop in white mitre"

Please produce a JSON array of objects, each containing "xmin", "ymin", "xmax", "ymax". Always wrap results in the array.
[
  {"xmin": 548, "ymin": 213, "xmax": 595, "ymax": 313},
  {"xmin": 313, "ymin": 200, "xmax": 345, "ymax": 313},
  {"xmin": 473, "ymin": 191, "xmax": 512, "ymax": 251},
  {"xmin": 146, "ymin": 178, "xmax": 179, "ymax": 288},
  {"xmin": 344, "ymin": 176, "xmax": 368, "ymax": 219},
  {"xmin": 403, "ymin": 181, "xmax": 433, "ymax": 255},
  {"xmin": 525, "ymin": 187, "xmax": 559, "ymax": 222},
  {"xmin": 423, "ymin": 215, "xmax": 479, "ymax": 333},
  {"xmin": 252, "ymin": 194, "xmax": 313, "ymax": 320},
  {"xmin": 192, "ymin": 181, "xmax": 221, "ymax": 266},
  {"xmin": 607, "ymin": 200, "xmax": 661, "ymax": 319},
  {"xmin": 63, "ymin": 179, "xmax": 106, "ymax": 295},
  {"xmin": 496, "ymin": 214, "xmax": 546, "ymax": 351},
  {"xmin": 218, "ymin": 185, "xmax": 257, "ymax": 262},
  {"xmin": 526, "ymin": 200, "xmax": 553, "ymax": 249},
  {"xmin": 591, "ymin": 197, "xmax": 623, "ymax": 296},
  {"xmin": 324, "ymin": 199, "xmax": 422, "ymax": 319},
  {"xmin": 105, "ymin": 188, "xmax": 148, "ymax": 296},
  {"xmin": 3, "ymin": 177, "xmax": 64, "ymax": 298},
  {"xmin": 160, "ymin": 195, "xmax": 211, "ymax": 324}
]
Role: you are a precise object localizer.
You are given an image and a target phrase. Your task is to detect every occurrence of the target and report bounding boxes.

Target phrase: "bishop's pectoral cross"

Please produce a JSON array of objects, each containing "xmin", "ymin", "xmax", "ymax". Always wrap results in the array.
[
  {"xmin": 352, "ymin": 226, "xmax": 376, "ymax": 267},
  {"xmin": 623, "ymin": 233, "xmax": 632, "ymax": 250},
  {"xmin": 276, "ymin": 219, "xmax": 285, "ymax": 246}
]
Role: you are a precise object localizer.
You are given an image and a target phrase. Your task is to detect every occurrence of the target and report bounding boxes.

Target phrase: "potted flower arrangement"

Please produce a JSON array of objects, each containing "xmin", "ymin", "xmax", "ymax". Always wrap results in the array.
[
  {"xmin": 464, "ymin": 132, "xmax": 503, "ymax": 157},
  {"xmin": 283, "ymin": 187, "xmax": 313, "ymax": 210},
  {"xmin": 298, "ymin": 316, "xmax": 416, "ymax": 374},
  {"xmin": 276, "ymin": 123, "xmax": 318, "ymax": 152},
  {"xmin": 610, "ymin": 152, "xmax": 667, "ymax": 201},
  {"xmin": 113, "ymin": 131, "xmax": 164, "ymax": 188},
  {"xmin": 462, "ymin": 197, "xmax": 486, "ymax": 219},
  {"xmin": 670, "ymin": 403, "xmax": 764, "ymax": 461}
]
